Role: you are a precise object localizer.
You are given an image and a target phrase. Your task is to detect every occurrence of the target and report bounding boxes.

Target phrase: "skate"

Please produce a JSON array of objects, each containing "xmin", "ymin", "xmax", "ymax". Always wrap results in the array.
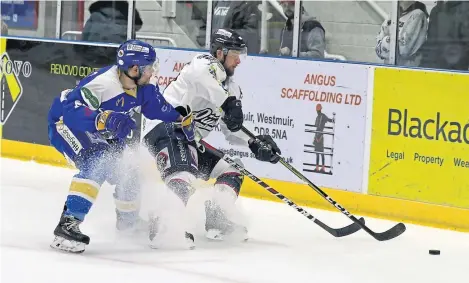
[
  {"xmin": 185, "ymin": 232, "xmax": 195, "ymax": 249},
  {"xmin": 205, "ymin": 200, "xmax": 248, "ymax": 242},
  {"xmin": 115, "ymin": 209, "xmax": 147, "ymax": 233},
  {"xmin": 50, "ymin": 214, "xmax": 90, "ymax": 253},
  {"xmin": 149, "ymin": 230, "xmax": 195, "ymax": 250},
  {"xmin": 148, "ymin": 214, "xmax": 195, "ymax": 250},
  {"xmin": 148, "ymin": 214, "xmax": 159, "ymax": 242}
]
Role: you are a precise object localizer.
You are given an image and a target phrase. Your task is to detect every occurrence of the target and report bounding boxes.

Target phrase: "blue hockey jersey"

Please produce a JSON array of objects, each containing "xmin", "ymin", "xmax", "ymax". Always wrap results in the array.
[{"xmin": 48, "ymin": 65, "xmax": 180, "ymax": 133}]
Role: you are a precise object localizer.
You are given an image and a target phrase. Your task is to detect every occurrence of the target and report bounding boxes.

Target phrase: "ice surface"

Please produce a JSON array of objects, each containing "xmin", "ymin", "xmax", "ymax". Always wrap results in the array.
[{"xmin": 1, "ymin": 157, "xmax": 468, "ymax": 283}]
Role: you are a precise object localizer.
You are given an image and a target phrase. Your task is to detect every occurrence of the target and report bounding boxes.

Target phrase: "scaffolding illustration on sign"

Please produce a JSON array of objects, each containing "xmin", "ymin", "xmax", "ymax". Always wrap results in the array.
[{"xmin": 303, "ymin": 105, "xmax": 336, "ymax": 175}]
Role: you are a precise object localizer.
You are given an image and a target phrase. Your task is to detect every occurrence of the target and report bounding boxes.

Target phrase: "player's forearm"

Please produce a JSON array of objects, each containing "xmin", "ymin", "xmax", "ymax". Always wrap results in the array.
[
  {"xmin": 62, "ymin": 105, "xmax": 99, "ymax": 132},
  {"xmin": 141, "ymin": 96, "xmax": 181, "ymax": 122},
  {"xmin": 142, "ymin": 85, "xmax": 184, "ymax": 122},
  {"xmin": 146, "ymin": 107, "xmax": 181, "ymax": 122}
]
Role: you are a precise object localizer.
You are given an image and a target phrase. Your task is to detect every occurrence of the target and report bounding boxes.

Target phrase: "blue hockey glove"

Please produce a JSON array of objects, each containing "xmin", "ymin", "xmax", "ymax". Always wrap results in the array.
[
  {"xmin": 96, "ymin": 110, "xmax": 136, "ymax": 139},
  {"xmin": 173, "ymin": 106, "xmax": 195, "ymax": 141}
]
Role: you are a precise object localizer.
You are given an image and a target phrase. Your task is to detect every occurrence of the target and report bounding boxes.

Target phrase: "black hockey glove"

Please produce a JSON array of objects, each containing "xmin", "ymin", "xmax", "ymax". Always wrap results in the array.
[
  {"xmin": 248, "ymin": 135, "xmax": 282, "ymax": 164},
  {"xmin": 221, "ymin": 96, "xmax": 243, "ymax": 132}
]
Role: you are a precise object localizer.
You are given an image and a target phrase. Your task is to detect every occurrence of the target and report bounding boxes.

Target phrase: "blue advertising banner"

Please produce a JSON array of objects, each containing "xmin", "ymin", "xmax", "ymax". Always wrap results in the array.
[{"xmin": 1, "ymin": 0, "xmax": 38, "ymax": 29}]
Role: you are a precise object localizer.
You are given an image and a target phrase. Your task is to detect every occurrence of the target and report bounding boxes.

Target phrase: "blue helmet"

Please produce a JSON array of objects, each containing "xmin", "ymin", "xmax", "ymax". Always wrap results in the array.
[{"xmin": 116, "ymin": 39, "xmax": 157, "ymax": 71}]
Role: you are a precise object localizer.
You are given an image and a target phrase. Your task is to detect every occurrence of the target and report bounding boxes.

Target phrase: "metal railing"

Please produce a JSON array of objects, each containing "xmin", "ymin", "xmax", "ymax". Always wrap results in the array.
[
  {"xmin": 361, "ymin": 0, "xmax": 389, "ymax": 22},
  {"xmin": 61, "ymin": 31, "xmax": 177, "ymax": 47},
  {"xmin": 136, "ymin": 35, "xmax": 177, "ymax": 47},
  {"xmin": 28, "ymin": 0, "xmax": 415, "ymax": 65},
  {"xmin": 324, "ymin": 51, "xmax": 347, "ymax": 61}
]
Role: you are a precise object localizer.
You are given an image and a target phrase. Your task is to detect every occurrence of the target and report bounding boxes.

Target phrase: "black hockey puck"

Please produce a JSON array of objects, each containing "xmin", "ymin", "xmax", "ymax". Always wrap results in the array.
[{"xmin": 429, "ymin": 250, "xmax": 440, "ymax": 255}]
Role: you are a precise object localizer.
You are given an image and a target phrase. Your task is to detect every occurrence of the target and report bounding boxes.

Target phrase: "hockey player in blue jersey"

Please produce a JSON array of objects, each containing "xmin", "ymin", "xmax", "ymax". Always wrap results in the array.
[{"xmin": 47, "ymin": 39, "xmax": 195, "ymax": 253}]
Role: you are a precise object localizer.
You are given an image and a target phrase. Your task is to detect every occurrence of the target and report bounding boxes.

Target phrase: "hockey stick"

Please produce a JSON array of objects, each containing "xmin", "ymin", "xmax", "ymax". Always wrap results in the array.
[
  {"xmin": 197, "ymin": 140, "xmax": 365, "ymax": 238},
  {"xmin": 241, "ymin": 126, "xmax": 406, "ymax": 241}
]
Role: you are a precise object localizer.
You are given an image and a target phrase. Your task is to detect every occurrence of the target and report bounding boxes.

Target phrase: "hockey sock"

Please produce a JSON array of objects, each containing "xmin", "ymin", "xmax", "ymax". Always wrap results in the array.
[
  {"xmin": 214, "ymin": 172, "xmax": 243, "ymax": 197},
  {"xmin": 167, "ymin": 178, "xmax": 195, "ymax": 206},
  {"xmin": 64, "ymin": 177, "xmax": 101, "ymax": 221}
]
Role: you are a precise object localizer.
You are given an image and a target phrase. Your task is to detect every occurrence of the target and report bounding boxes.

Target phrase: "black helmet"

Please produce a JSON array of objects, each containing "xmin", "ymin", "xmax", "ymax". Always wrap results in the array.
[{"xmin": 210, "ymin": 28, "xmax": 247, "ymax": 57}]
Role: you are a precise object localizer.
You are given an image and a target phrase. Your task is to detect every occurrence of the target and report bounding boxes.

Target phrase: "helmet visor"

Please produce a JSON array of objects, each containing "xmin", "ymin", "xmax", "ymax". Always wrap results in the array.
[
  {"xmin": 226, "ymin": 47, "xmax": 247, "ymax": 62},
  {"xmin": 142, "ymin": 58, "xmax": 160, "ymax": 76}
]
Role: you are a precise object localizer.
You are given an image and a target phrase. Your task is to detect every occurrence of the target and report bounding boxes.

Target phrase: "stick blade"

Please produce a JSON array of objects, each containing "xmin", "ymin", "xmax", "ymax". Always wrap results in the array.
[
  {"xmin": 372, "ymin": 223, "xmax": 406, "ymax": 241},
  {"xmin": 316, "ymin": 217, "xmax": 365, "ymax": 237},
  {"xmin": 335, "ymin": 217, "xmax": 365, "ymax": 237}
]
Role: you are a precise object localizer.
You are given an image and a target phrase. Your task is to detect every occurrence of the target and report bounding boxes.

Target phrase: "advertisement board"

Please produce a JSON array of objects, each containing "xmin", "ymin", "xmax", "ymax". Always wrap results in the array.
[
  {"xmin": 1, "ymin": 1, "xmax": 38, "ymax": 29},
  {"xmin": 144, "ymin": 49, "xmax": 370, "ymax": 192},
  {"xmin": 369, "ymin": 68, "xmax": 469, "ymax": 208},
  {"xmin": 0, "ymin": 38, "xmax": 140, "ymax": 154},
  {"xmin": 1, "ymin": 38, "xmax": 467, "ymax": 231}
]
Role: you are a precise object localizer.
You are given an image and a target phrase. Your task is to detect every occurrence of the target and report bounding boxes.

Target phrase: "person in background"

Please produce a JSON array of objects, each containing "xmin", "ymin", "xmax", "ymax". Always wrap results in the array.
[
  {"xmin": 76, "ymin": 0, "xmax": 144, "ymax": 66},
  {"xmin": 278, "ymin": 0, "xmax": 325, "ymax": 59},
  {"xmin": 1, "ymin": 20, "xmax": 7, "ymax": 35},
  {"xmin": 420, "ymin": 1, "xmax": 469, "ymax": 71},
  {"xmin": 209, "ymin": 1, "xmax": 261, "ymax": 54},
  {"xmin": 375, "ymin": 1, "xmax": 429, "ymax": 67},
  {"xmin": 82, "ymin": 0, "xmax": 142, "ymax": 43}
]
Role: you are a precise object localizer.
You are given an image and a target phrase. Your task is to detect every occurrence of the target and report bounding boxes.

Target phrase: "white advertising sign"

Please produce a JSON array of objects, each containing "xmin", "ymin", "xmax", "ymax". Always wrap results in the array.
[{"xmin": 144, "ymin": 48, "xmax": 369, "ymax": 193}]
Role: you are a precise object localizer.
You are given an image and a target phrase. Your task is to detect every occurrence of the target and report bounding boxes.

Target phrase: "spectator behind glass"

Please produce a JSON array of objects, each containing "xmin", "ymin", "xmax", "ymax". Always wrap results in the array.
[
  {"xmin": 1, "ymin": 20, "xmax": 7, "ymax": 35},
  {"xmin": 375, "ymin": 1, "xmax": 429, "ymax": 67},
  {"xmin": 420, "ymin": 1, "xmax": 469, "ymax": 71},
  {"xmin": 76, "ymin": 0, "xmax": 143, "ymax": 66},
  {"xmin": 82, "ymin": 0, "xmax": 143, "ymax": 43},
  {"xmin": 209, "ymin": 1, "xmax": 261, "ymax": 54},
  {"xmin": 279, "ymin": 0, "xmax": 325, "ymax": 59}
]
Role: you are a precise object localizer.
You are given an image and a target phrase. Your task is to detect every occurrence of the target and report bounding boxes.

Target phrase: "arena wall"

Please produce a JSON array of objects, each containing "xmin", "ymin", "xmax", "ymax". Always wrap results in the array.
[{"xmin": 2, "ymin": 37, "xmax": 468, "ymax": 232}]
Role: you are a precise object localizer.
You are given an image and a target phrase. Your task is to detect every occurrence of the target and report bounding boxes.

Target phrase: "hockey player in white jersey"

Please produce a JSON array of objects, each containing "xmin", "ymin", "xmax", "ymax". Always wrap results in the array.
[{"xmin": 143, "ymin": 28, "xmax": 282, "ymax": 248}]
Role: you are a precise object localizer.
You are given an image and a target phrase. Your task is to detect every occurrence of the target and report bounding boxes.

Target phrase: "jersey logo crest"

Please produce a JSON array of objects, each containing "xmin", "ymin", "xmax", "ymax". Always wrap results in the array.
[
  {"xmin": 81, "ymin": 87, "xmax": 100, "ymax": 110},
  {"xmin": 116, "ymin": 96, "xmax": 125, "ymax": 107},
  {"xmin": 193, "ymin": 108, "xmax": 221, "ymax": 131}
]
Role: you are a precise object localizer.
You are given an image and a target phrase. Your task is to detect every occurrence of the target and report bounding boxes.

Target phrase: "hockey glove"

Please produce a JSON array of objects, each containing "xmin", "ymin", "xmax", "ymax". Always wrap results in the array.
[
  {"xmin": 221, "ymin": 96, "xmax": 243, "ymax": 132},
  {"xmin": 96, "ymin": 110, "xmax": 136, "ymax": 139},
  {"xmin": 248, "ymin": 135, "xmax": 282, "ymax": 164},
  {"xmin": 173, "ymin": 106, "xmax": 195, "ymax": 141}
]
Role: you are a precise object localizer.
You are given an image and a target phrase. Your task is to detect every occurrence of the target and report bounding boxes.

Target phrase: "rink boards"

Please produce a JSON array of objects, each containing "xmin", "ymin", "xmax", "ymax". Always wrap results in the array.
[{"xmin": 1, "ymin": 37, "xmax": 468, "ymax": 231}]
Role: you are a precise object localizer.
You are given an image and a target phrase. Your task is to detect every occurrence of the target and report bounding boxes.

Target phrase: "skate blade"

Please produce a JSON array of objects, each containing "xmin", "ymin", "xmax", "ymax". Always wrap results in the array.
[
  {"xmin": 206, "ymin": 229, "xmax": 224, "ymax": 241},
  {"xmin": 148, "ymin": 242, "xmax": 195, "ymax": 250},
  {"xmin": 206, "ymin": 229, "xmax": 249, "ymax": 242},
  {"xmin": 148, "ymin": 236, "xmax": 195, "ymax": 250},
  {"xmin": 50, "ymin": 236, "xmax": 86, "ymax": 254},
  {"xmin": 187, "ymin": 240, "xmax": 196, "ymax": 250}
]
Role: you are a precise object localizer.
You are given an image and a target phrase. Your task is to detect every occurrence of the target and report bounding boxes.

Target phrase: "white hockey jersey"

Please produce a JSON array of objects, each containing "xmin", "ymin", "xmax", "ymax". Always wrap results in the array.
[{"xmin": 146, "ymin": 53, "xmax": 250, "ymax": 146}]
